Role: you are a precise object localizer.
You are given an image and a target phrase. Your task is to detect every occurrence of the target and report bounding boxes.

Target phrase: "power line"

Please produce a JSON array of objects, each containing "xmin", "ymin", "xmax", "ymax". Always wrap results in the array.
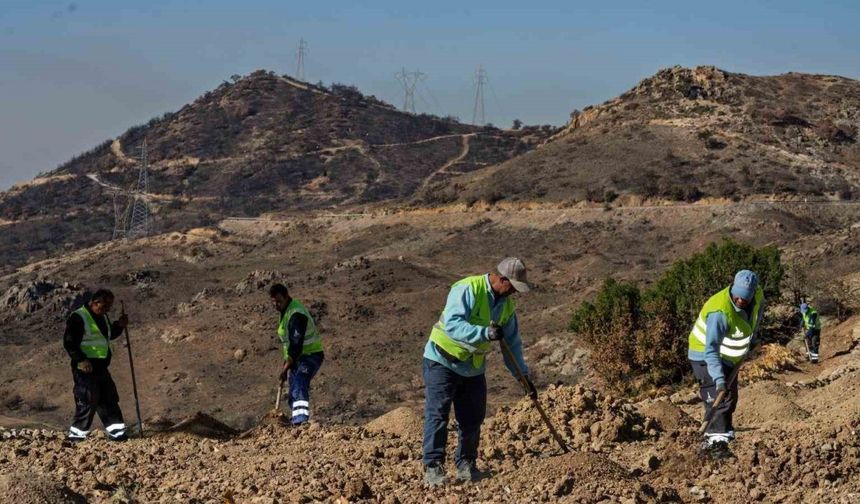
[
  {"xmin": 113, "ymin": 140, "xmax": 152, "ymax": 240},
  {"xmin": 417, "ymin": 78, "xmax": 443, "ymax": 114},
  {"xmin": 296, "ymin": 38, "xmax": 308, "ymax": 81},
  {"xmin": 395, "ymin": 68, "xmax": 425, "ymax": 113},
  {"xmin": 472, "ymin": 65, "xmax": 487, "ymax": 126}
]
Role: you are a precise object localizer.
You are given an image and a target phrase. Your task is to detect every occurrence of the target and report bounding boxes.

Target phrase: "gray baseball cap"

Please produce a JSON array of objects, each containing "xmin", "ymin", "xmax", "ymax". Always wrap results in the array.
[{"xmin": 497, "ymin": 257, "xmax": 530, "ymax": 293}]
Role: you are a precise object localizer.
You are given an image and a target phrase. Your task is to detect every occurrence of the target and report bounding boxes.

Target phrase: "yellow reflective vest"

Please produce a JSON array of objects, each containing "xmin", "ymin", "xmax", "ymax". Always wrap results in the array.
[
  {"xmin": 76, "ymin": 306, "xmax": 111, "ymax": 359},
  {"xmin": 277, "ymin": 299, "xmax": 323, "ymax": 360},
  {"xmin": 428, "ymin": 275, "xmax": 515, "ymax": 369},
  {"xmin": 688, "ymin": 286, "xmax": 764, "ymax": 364}
]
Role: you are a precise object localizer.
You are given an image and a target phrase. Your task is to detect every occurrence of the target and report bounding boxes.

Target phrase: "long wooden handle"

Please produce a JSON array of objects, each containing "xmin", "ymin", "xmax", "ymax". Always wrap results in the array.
[
  {"xmin": 498, "ymin": 337, "xmax": 569, "ymax": 453},
  {"xmin": 120, "ymin": 301, "xmax": 144, "ymax": 437},
  {"xmin": 274, "ymin": 380, "xmax": 284, "ymax": 411}
]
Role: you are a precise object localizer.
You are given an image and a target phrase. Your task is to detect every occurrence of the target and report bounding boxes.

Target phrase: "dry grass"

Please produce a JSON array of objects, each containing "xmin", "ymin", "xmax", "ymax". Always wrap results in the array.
[{"xmin": 741, "ymin": 343, "xmax": 801, "ymax": 383}]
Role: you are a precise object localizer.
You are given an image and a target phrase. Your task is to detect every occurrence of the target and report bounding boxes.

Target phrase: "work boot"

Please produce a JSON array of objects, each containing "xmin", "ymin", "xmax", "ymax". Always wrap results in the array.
[
  {"xmin": 455, "ymin": 459, "xmax": 480, "ymax": 482},
  {"xmin": 424, "ymin": 463, "xmax": 446, "ymax": 487},
  {"xmin": 700, "ymin": 435, "xmax": 732, "ymax": 459}
]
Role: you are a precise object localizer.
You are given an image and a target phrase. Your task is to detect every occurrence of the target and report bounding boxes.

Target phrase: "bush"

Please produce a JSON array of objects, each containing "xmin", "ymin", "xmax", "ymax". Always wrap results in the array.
[{"xmin": 569, "ymin": 239, "xmax": 784, "ymax": 395}]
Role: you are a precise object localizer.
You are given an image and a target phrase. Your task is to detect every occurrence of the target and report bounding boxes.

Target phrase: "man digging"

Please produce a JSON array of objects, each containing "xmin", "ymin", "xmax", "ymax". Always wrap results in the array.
[
  {"xmin": 269, "ymin": 283, "xmax": 324, "ymax": 425},
  {"xmin": 64, "ymin": 289, "xmax": 130, "ymax": 442},
  {"xmin": 422, "ymin": 257, "xmax": 536, "ymax": 485},
  {"xmin": 688, "ymin": 270, "xmax": 764, "ymax": 454}
]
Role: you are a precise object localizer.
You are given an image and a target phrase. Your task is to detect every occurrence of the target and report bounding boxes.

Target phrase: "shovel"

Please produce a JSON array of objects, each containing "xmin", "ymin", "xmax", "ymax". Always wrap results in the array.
[{"xmin": 497, "ymin": 334, "xmax": 569, "ymax": 453}]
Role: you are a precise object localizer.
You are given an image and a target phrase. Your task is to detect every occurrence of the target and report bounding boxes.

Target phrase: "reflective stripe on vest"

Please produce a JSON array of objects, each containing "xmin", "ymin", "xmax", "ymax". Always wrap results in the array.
[
  {"xmin": 277, "ymin": 299, "xmax": 323, "ymax": 360},
  {"xmin": 802, "ymin": 308, "xmax": 821, "ymax": 330},
  {"xmin": 428, "ymin": 275, "xmax": 516, "ymax": 369},
  {"xmin": 75, "ymin": 307, "xmax": 111, "ymax": 359},
  {"xmin": 688, "ymin": 286, "xmax": 764, "ymax": 364}
]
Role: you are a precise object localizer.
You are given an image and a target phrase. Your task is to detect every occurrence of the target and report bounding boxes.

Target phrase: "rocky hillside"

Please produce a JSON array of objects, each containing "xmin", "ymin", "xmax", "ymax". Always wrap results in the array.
[
  {"xmin": 0, "ymin": 71, "xmax": 542, "ymax": 270},
  {"xmin": 433, "ymin": 66, "xmax": 860, "ymax": 205}
]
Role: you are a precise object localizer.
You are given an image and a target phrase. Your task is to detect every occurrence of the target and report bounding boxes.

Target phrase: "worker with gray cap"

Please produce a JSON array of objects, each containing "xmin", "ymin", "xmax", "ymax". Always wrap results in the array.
[
  {"xmin": 688, "ymin": 269, "xmax": 764, "ymax": 452},
  {"xmin": 422, "ymin": 257, "xmax": 534, "ymax": 486}
]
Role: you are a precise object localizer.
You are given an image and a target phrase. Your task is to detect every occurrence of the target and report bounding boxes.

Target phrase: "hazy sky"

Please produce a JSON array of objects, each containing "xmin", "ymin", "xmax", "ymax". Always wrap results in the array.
[{"xmin": 2, "ymin": 0, "xmax": 859, "ymax": 190}]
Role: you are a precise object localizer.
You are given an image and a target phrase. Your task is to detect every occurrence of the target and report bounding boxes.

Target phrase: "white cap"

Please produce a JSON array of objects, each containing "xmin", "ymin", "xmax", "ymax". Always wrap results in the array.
[{"xmin": 497, "ymin": 257, "xmax": 530, "ymax": 293}]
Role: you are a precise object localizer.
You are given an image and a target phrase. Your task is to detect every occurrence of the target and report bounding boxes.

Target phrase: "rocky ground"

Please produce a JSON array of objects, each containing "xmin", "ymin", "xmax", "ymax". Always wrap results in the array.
[{"xmin": 2, "ymin": 312, "xmax": 859, "ymax": 503}]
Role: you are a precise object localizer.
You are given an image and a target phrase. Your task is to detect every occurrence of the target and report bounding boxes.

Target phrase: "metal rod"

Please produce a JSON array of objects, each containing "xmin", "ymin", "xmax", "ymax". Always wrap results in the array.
[
  {"xmin": 120, "ymin": 301, "xmax": 144, "ymax": 437},
  {"xmin": 498, "ymin": 337, "xmax": 569, "ymax": 453}
]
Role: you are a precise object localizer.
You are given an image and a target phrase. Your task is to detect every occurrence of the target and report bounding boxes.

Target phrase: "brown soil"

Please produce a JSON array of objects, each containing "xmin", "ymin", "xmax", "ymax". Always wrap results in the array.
[
  {"xmin": 0, "ymin": 470, "xmax": 85, "ymax": 504},
  {"xmin": 2, "ymin": 316, "xmax": 859, "ymax": 502}
]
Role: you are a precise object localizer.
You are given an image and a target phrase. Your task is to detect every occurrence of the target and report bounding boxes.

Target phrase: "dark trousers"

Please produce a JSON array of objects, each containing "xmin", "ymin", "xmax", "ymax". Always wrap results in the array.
[
  {"xmin": 422, "ymin": 358, "xmax": 487, "ymax": 466},
  {"xmin": 287, "ymin": 353, "xmax": 324, "ymax": 425},
  {"xmin": 69, "ymin": 366, "xmax": 125, "ymax": 438},
  {"xmin": 690, "ymin": 359, "xmax": 738, "ymax": 436},
  {"xmin": 805, "ymin": 329, "xmax": 821, "ymax": 354}
]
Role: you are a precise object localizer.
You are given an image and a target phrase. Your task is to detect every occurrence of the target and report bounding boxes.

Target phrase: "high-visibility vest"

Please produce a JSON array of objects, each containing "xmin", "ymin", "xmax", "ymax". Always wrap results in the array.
[
  {"xmin": 75, "ymin": 306, "xmax": 111, "ymax": 359},
  {"xmin": 802, "ymin": 307, "xmax": 821, "ymax": 330},
  {"xmin": 277, "ymin": 299, "xmax": 323, "ymax": 360},
  {"xmin": 688, "ymin": 286, "xmax": 764, "ymax": 364},
  {"xmin": 428, "ymin": 275, "xmax": 516, "ymax": 369}
]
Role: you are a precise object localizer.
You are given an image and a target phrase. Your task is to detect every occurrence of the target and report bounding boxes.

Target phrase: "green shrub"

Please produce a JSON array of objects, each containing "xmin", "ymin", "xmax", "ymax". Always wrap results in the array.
[{"xmin": 569, "ymin": 239, "xmax": 784, "ymax": 395}]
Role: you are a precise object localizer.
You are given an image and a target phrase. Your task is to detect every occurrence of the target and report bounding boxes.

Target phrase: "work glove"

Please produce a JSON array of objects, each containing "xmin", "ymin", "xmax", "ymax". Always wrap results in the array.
[
  {"xmin": 523, "ymin": 376, "xmax": 538, "ymax": 399},
  {"xmin": 486, "ymin": 323, "xmax": 503, "ymax": 341},
  {"xmin": 77, "ymin": 360, "xmax": 93, "ymax": 374},
  {"xmin": 715, "ymin": 382, "xmax": 726, "ymax": 394},
  {"xmin": 117, "ymin": 312, "xmax": 129, "ymax": 329}
]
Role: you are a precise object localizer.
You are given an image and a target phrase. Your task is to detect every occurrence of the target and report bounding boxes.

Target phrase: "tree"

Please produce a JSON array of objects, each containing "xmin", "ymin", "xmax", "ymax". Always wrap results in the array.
[{"xmin": 512, "ymin": 119, "xmax": 523, "ymax": 130}]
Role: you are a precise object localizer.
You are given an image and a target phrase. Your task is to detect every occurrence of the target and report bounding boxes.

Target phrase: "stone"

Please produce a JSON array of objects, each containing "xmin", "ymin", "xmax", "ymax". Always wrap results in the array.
[{"xmin": 234, "ymin": 348, "xmax": 247, "ymax": 362}]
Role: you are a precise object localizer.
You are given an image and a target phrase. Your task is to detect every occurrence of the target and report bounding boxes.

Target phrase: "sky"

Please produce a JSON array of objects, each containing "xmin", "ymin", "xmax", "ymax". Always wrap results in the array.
[{"xmin": 1, "ymin": 0, "xmax": 859, "ymax": 190}]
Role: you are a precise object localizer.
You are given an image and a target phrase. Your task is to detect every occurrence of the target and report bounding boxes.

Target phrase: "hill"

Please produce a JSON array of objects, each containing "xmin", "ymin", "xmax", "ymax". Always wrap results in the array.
[
  {"xmin": 429, "ymin": 66, "xmax": 860, "ymax": 205},
  {"xmin": 0, "ymin": 70, "xmax": 544, "ymax": 270}
]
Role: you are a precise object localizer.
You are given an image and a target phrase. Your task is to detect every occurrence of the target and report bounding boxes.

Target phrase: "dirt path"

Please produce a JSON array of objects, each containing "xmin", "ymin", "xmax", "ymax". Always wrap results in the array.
[
  {"xmin": 110, "ymin": 139, "xmax": 135, "ymax": 165},
  {"xmin": 415, "ymin": 133, "xmax": 474, "ymax": 194}
]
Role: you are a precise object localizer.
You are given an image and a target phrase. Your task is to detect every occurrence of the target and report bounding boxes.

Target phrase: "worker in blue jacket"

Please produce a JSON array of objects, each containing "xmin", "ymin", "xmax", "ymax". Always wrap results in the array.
[{"xmin": 422, "ymin": 257, "xmax": 534, "ymax": 486}]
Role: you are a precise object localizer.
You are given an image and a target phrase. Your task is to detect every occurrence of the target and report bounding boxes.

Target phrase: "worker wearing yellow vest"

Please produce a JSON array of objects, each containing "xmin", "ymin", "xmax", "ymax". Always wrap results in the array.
[
  {"xmin": 799, "ymin": 302, "xmax": 822, "ymax": 363},
  {"xmin": 423, "ymin": 258, "xmax": 535, "ymax": 486},
  {"xmin": 63, "ymin": 289, "xmax": 129, "ymax": 441},
  {"xmin": 688, "ymin": 270, "xmax": 764, "ymax": 451},
  {"xmin": 269, "ymin": 283, "xmax": 324, "ymax": 425}
]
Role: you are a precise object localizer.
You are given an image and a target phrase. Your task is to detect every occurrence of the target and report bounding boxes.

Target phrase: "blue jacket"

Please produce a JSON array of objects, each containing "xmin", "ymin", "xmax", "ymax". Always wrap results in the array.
[
  {"xmin": 688, "ymin": 300, "xmax": 753, "ymax": 387},
  {"xmin": 424, "ymin": 274, "xmax": 529, "ymax": 378}
]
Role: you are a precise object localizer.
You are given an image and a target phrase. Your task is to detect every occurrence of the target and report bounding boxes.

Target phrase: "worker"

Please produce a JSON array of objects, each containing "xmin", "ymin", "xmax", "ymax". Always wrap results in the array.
[
  {"xmin": 799, "ymin": 302, "xmax": 822, "ymax": 363},
  {"xmin": 422, "ymin": 257, "xmax": 536, "ymax": 486},
  {"xmin": 269, "ymin": 283, "xmax": 324, "ymax": 425},
  {"xmin": 63, "ymin": 289, "xmax": 129, "ymax": 442},
  {"xmin": 687, "ymin": 270, "xmax": 764, "ymax": 452}
]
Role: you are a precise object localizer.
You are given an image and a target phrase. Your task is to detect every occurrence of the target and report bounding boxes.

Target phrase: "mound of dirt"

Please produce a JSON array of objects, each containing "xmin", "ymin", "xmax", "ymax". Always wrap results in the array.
[
  {"xmin": 364, "ymin": 406, "xmax": 422, "ymax": 439},
  {"xmin": 734, "ymin": 381, "xmax": 810, "ymax": 426},
  {"xmin": 636, "ymin": 398, "xmax": 695, "ymax": 431},
  {"xmin": 148, "ymin": 412, "xmax": 238, "ymax": 438},
  {"xmin": 482, "ymin": 384, "xmax": 660, "ymax": 456},
  {"xmin": 0, "ymin": 471, "xmax": 85, "ymax": 504}
]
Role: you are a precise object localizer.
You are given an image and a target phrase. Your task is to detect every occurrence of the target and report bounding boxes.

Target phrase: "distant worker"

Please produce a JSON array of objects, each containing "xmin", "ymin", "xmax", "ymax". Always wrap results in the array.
[
  {"xmin": 64, "ymin": 289, "xmax": 129, "ymax": 442},
  {"xmin": 422, "ymin": 257, "xmax": 536, "ymax": 486},
  {"xmin": 269, "ymin": 283, "xmax": 324, "ymax": 425},
  {"xmin": 800, "ymin": 302, "xmax": 822, "ymax": 363},
  {"xmin": 688, "ymin": 270, "xmax": 764, "ymax": 452}
]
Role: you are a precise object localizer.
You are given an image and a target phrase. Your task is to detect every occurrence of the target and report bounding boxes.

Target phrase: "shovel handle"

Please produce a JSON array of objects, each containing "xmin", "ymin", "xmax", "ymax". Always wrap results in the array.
[
  {"xmin": 498, "ymin": 337, "xmax": 569, "ymax": 453},
  {"xmin": 274, "ymin": 380, "xmax": 284, "ymax": 412}
]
